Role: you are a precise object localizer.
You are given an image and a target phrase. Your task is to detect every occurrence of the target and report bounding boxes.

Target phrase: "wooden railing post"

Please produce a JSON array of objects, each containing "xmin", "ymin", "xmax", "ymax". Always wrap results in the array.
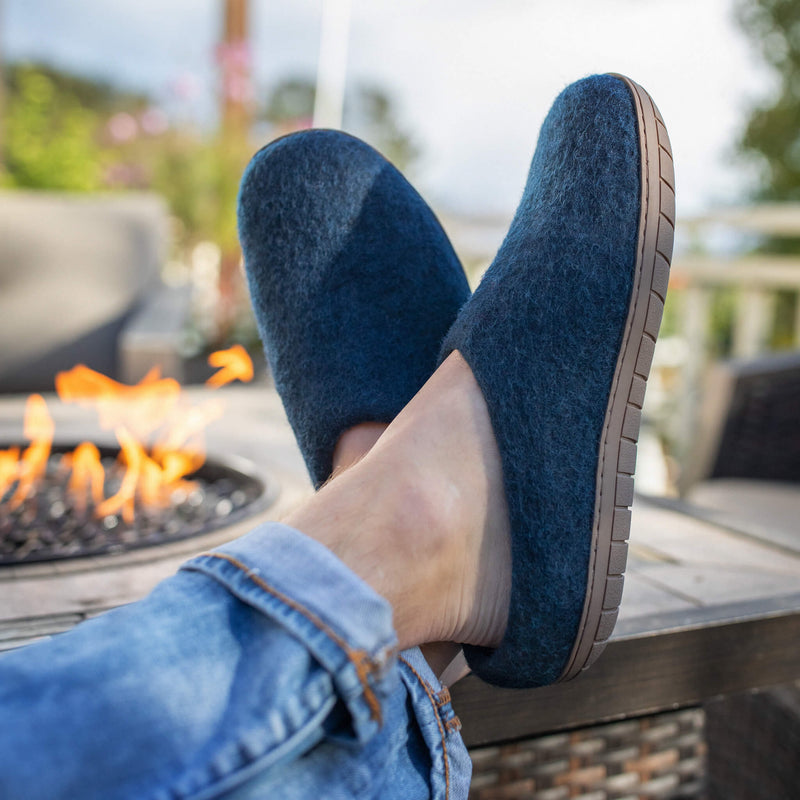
[
  {"xmin": 733, "ymin": 288, "xmax": 776, "ymax": 358},
  {"xmin": 679, "ymin": 285, "xmax": 713, "ymax": 462}
]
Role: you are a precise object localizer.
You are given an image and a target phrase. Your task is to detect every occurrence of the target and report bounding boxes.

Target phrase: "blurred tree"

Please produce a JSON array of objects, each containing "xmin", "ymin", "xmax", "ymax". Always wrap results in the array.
[
  {"xmin": 262, "ymin": 77, "xmax": 418, "ymax": 171},
  {"xmin": 264, "ymin": 77, "xmax": 316, "ymax": 125},
  {"xmin": 353, "ymin": 85, "xmax": 419, "ymax": 170},
  {"xmin": 7, "ymin": 63, "xmax": 146, "ymax": 114},
  {"xmin": 737, "ymin": 0, "xmax": 800, "ymax": 200},
  {"xmin": 1, "ymin": 64, "xmax": 148, "ymax": 190},
  {"xmin": 735, "ymin": 0, "xmax": 800, "ymax": 347},
  {"xmin": 2, "ymin": 66, "xmax": 103, "ymax": 190}
]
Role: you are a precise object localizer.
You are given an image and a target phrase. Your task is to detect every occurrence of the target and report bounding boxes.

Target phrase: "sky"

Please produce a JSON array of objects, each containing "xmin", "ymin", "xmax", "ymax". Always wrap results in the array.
[{"xmin": 1, "ymin": 0, "xmax": 774, "ymax": 218}]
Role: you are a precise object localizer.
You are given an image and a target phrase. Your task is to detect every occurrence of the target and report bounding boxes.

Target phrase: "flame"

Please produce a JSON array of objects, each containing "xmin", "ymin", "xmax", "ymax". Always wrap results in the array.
[
  {"xmin": 0, "ymin": 447, "xmax": 20, "ymax": 499},
  {"xmin": 152, "ymin": 399, "xmax": 225, "ymax": 460},
  {"xmin": 95, "ymin": 429, "xmax": 150, "ymax": 523},
  {"xmin": 206, "ymin": 345, "xmax": 254, "ymax": 388},
  {"xmin": 8, "ymin": 395, "xmax": 54, "ymax": 510},
  {"xmin": 56, "ymin": 365, "xmax": 181, "ymax": 440},
  {"xmin": 1, "ymin": 346, "xmax": 255, "ymax": 524},
  {"xmin": 64, "ymin": 442, "xmax": 105, "ymax": 514}
]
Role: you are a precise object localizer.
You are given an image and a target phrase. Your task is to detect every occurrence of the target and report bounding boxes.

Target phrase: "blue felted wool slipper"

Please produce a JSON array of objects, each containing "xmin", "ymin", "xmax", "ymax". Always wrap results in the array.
[
  {"xmin": 238, "ymin": 130, "xmax": 470, "ymax": 487},
  {"xmin": 440, "ymin": 74, "xmax": 675, "ymax": 688}
]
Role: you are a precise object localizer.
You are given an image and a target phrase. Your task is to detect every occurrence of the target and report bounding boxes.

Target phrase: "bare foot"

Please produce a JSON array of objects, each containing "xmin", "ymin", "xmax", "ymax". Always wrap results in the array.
[
  {"xmin": 286, "ymin": 351, "xmax": 512, "ymax": 653},
  {"xmin": 332, "ymin": 419, "xmax": 465, "ymax": 679}
]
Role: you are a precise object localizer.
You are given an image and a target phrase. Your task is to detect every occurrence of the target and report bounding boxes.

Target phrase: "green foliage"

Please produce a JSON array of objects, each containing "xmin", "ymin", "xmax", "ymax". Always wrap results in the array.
[
  {"xmin": 1, "ymin": 62, "xmax": 246, "ymax": 252},
  {"xmin": 773, "ymin": 289, "xmax": 800, "ymax": 346},
  {"xmin": 6, "ymin": 62, "xmax": 147, "ymax": 113},
  {"xmin": 135, "ymin": 130, "xmax": 248, "ymax": 253},
  {"xmin": 709, "ymin": 288, "xmax": 738, "ymax": 357},
  {"xmin": 736, "ymin": 0, "xmax": 800, "ymax": 200},
  {"xmin": 1, "ymin": 65, "xmax": 417, "ymax": 252},
  {"xmin": 735, "ymin": 1, "xmax": 800, "ymax": 351},
  {"xmin": 2, "ymin": 66, "xmax": 104, "ymax": 190},
  {"xmin": 264, "ymin": 78, "xmax": 316, "ymax": 123}
]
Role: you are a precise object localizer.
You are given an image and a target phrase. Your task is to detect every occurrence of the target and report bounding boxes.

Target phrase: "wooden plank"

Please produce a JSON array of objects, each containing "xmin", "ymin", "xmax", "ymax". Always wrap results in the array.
[
  {"xmin": 643, "ymin": 491, "xmax": 800, "ymax": 559},
  {"xmin": 630, "ymin": 500, "xmax": 800, "ymax": 574},
  {"xmin": 684, "ymin": 204, "xmax": 800, "ymax": 236},
  {"xmin": 616, "ymin": 572, "xmax": 698, "ymax": 619},
  {"xmin": 452, "ymin": 601, "xmax": 800, "ymax": 747},
  {"xmin": 0, "ymin": 611, "xmax": 90, "ymax": 652},
  {"xmin": 673, "ymin": 255, "xmax": 800, "ymax": 288}
]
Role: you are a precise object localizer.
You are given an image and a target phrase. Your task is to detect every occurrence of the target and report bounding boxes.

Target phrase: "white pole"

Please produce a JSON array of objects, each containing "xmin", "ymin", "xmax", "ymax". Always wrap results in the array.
[{"xmin": 313, "ymin": 0, "xmax": 352, "ymax": 129}]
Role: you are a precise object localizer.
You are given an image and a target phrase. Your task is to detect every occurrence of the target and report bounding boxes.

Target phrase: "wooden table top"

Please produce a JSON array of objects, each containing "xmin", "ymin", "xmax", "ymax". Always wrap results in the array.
[{"xmin": 453, "ymin": 492, "xmax": 800, "ymax": 746}]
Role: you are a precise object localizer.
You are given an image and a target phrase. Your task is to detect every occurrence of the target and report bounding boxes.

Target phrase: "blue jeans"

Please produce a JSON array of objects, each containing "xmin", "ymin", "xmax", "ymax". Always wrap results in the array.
[{"xmin": 0, "ymin": 523, "xmax": 471, "ymax": 799}]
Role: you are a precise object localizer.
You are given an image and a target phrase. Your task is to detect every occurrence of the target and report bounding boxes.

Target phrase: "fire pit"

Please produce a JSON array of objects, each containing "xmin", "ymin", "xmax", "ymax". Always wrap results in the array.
[
  {"xmin": 0, "ymin": 377, "xmax": 308, "ymax": 646},
  {"xmin": 0, "ymin": 347, "xmax": 283, "ymax": 568},
  {"xmin": 0, "ymin": 445, "xmax": 269, "ymax": 565}
]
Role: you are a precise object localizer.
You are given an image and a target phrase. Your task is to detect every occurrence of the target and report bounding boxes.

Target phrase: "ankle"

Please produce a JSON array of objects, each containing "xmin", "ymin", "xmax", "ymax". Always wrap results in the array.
[
  {"xmin": 285, "ymin": 453, "xmax": 459, "ymax": 648},
  {"xmin": 332, "ymin": 422, "xmax": 387, "ymax": 475},
  {"xmin": 364, "ymin": 454, "xmax": 467, "ymax": 638}
]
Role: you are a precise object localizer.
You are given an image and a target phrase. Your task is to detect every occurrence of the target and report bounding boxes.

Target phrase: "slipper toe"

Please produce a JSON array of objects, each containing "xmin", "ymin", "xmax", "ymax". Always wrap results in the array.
[{"xmin": 239, "ymin": 130, "xmax": 470, "ymax": 487}]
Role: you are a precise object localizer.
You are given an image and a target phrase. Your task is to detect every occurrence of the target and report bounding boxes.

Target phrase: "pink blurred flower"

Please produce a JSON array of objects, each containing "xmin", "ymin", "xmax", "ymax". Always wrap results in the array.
[
  {"xmin": 140, "ymin": 107, "xmax": 169, "ymax": 136},
  {"xmin": 107, "ymin": 112, "xmax": 138, "ymax": 143},
  {"xmin": 223, "ymin": 75, "xmax": 253, "ymax": 103},
  {"xmin": 216, "ymin": 40, "xmax": 251, "ymax": 69},
  {"xmin": 171, "ymin": 73, "xmax": 201, "ymax": 101}
]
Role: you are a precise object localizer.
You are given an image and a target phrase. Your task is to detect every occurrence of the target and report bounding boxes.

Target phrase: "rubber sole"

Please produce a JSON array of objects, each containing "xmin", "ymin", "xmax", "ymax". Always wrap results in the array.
[{"xmin": 558, "ymin": 76, "xmax": 675, "ymax": 681}]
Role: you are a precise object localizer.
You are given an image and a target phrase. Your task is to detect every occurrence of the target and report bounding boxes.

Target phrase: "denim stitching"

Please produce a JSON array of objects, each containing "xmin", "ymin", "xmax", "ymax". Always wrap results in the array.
[
  {"xmin": 399, "ymin": 655, "xmax": 450, "ymax": 800},
  {"xmin": 200, "ymin": 551, "xmax": 384, "ymax": 723},
  {"xmin": 444, "ymin": 716, "xmax": 462, "ymax": 734}
]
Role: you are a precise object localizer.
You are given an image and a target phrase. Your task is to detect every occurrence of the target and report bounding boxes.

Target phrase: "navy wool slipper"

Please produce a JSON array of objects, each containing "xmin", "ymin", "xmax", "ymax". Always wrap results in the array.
[
  {"xmin": 441, "ymin": 75, "xmax": 675, "ymax": 688},
  {"xmin": 238, "ymin": 130, "xmax": 470, "ymax": 487}
]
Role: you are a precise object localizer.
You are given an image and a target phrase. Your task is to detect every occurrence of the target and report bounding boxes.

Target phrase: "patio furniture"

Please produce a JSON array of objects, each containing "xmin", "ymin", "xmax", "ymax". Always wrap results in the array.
[
  {"xmin": 0, "ymin": 191, "xmax": 167, "ymax": 393},
  {"xmin": 680, "ymin": 349, "xmax": 800, "ymax": 493}
]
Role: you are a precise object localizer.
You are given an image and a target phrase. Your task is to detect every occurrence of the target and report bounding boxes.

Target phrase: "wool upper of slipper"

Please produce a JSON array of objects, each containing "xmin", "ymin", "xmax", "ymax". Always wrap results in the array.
[
  {"xmin": 441, "ymin": 74, "xmax": 641, "ymax": 688},
  {"xmin": 238, "ymin": 130, "xmax": 470, "ymax": 487}
]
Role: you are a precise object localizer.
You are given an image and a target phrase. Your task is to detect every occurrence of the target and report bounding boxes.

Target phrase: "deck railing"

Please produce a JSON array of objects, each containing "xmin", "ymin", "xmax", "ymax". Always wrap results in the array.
[
  {"xmin": 669, "ymin": 205, "xmax": 800, "ymax": 485},
  {"xmin": 442, "ymin": 205, "xmax": 800, "ymax": 493}
]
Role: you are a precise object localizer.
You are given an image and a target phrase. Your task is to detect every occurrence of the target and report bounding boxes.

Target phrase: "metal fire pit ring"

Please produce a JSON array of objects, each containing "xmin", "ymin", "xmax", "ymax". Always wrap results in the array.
[{"xmin": 0, "ymin": 443, "xmax": 279, "ymax": 567}]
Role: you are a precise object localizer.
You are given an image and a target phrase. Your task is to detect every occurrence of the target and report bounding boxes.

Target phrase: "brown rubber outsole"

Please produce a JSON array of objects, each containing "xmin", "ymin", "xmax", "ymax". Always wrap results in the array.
[{"xmin": 558, "ymin": 76, "xmax": 675, "ymax": 682}]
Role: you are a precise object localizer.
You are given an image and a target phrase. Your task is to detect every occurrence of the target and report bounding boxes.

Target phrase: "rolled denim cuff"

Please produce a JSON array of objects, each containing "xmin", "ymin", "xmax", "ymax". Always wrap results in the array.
[
  {"xmin": 398, "ymin": 648, "xmax": 473, "ymax": 800},
  {"xmin": 181, "ymin": 522, "xmax": 398, "ymax": 743}
]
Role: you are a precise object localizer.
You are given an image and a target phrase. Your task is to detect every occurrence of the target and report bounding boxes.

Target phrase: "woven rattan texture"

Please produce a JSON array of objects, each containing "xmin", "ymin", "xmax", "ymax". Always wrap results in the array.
[
  {"xmin": 706, "ymin": 683, "xmax": 800, "ymax": 800},
  {"xmin": 712, "ymin": 362, "xmax": 800, "ymax": 483},
  {"xmin": 468, "ymin": 708, "xmax": 706, "ymax": 799}
]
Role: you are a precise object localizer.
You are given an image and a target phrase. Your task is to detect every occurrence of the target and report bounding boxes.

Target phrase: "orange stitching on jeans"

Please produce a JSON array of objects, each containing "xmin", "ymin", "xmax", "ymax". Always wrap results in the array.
[
  {"xmin": 399, "ymin": 655, "xmax": 450, "ymax": 800},
  {"xmin": 351, "ymin": 651, "xmax": 382, "ymax": 722},
  {"xmin": 445, "ymin": 716, "xmax": 462, "ymax": 733},
  {"xmin": 200, "ymin": 551, "xmax": 383, "ymax": 723}
]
